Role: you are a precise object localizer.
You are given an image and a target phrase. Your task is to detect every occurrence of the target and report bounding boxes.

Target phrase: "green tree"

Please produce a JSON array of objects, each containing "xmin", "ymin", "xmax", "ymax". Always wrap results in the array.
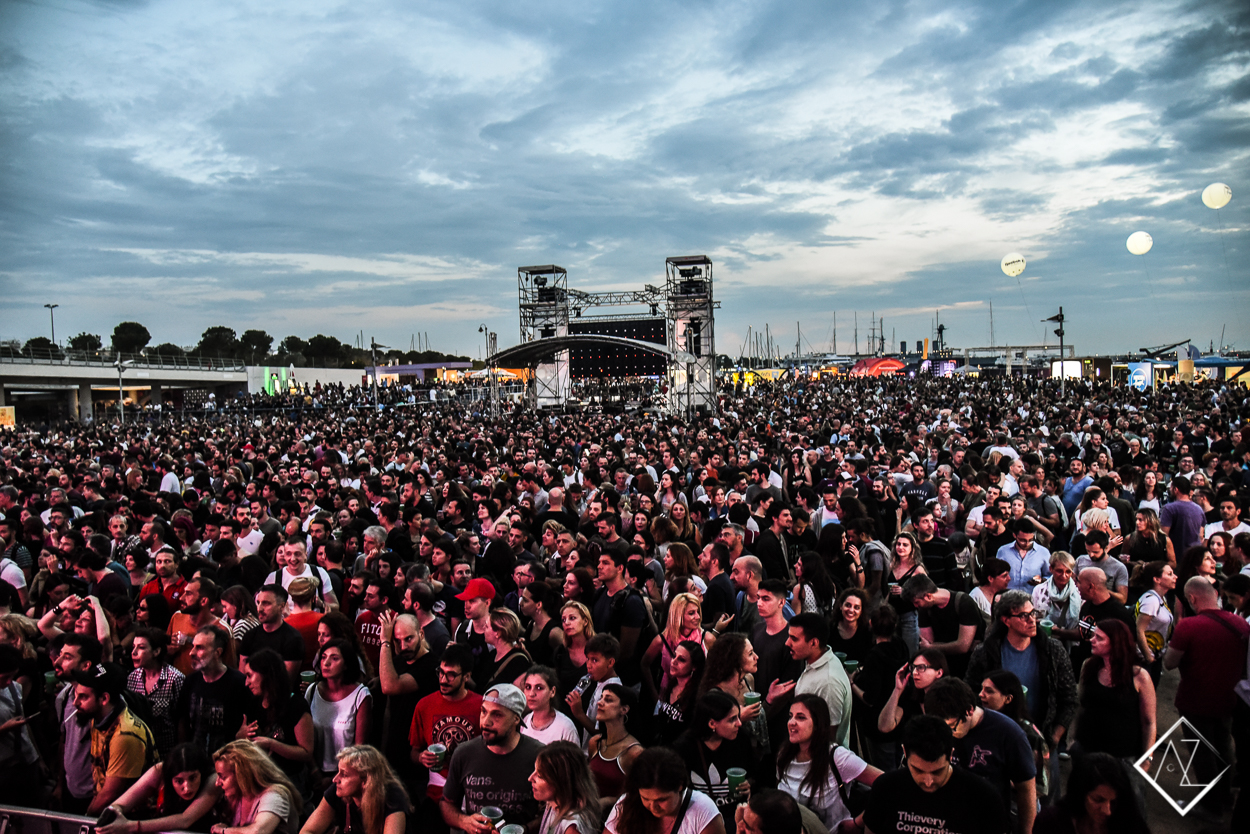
[
  {"xmin": 276, "ymin": 336, "xmax": 308, "ymax": 367},
  {"xmin": 111, "ymin": 321, "xmax": 151, "ymax": 354},
  {"xmin": 68, "ymin": 332, "xmax": 102, "ymax": 352},
  {"xmin": 151, "ymin": 343, "xmax": 186, "ymax": 357},
  {"xmin": 196, "ymin": 326, "xmax": 239, "ymax": 357},
  {"xmin": 305, "ymin": 334, "xmax": 349, "ymax": 367},
  {"xmin": 239, "ymin": 329, "xmax": 273, "ymax": 360},
  {"xmin": 23, "ymin": 336, "xmax": 63, "ymax": 359}
]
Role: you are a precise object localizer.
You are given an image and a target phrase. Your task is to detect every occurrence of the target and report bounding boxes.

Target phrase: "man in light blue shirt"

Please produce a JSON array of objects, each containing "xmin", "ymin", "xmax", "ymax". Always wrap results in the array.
[
  {"xmin": 996, "ymin": 520, "xmax": 1052, "ymax": 592},
  {"xmin": 1060, "ymin": 459, "xmax": 1093, "ymax": 521}
]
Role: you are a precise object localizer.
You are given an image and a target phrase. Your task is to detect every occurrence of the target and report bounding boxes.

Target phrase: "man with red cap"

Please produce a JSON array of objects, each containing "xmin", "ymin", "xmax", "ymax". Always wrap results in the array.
[{"xmin": 452, "ymin": 577, "xmax": 496, "ymax": 691}]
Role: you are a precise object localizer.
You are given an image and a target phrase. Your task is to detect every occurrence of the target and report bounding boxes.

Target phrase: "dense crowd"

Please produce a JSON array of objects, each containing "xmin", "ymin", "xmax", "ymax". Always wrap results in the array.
[{"xmin": 0, "ymin": 373, "xmax": 1248, "ymax": 834}]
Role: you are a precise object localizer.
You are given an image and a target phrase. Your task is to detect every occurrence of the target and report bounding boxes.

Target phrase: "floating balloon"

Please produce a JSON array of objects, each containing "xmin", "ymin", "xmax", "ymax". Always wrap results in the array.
[
  {"xmin": 1126, "ymin": 231, "xmax": 1153, "ymax": 255},
  {"xmin": 1001, "ymin": 253, "xmax": 1026, "ymax": 277},
  {"xmin": 1202, "ymin": 182, "xmax": 1231, "ymax": 210}
]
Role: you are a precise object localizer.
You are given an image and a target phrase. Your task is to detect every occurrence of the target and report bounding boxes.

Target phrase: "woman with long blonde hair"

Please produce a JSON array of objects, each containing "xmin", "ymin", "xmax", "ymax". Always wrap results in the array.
[
  {"xmin": 640, "ymin": 592, "xmax": 712, "ymax": 701},
  {"xmin": 210, "ymin": 740, "xmax": 301, "ymax": 834},
  {"xmin": 300, "ymin": 745, "xmax": 410, "ymax": 834}
]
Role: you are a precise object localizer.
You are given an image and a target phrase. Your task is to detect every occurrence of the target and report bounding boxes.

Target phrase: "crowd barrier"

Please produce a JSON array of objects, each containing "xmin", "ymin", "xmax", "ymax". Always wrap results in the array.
[{"xmin": 0, "ymin": 805, "xmax": 193, "ymax": 834}]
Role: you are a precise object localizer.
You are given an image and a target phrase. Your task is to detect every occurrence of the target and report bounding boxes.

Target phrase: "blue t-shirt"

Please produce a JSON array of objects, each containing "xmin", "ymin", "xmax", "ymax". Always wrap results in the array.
[{"xmin": 1000, "ymin": 640, "xmax": 1041, "ymax": 720}]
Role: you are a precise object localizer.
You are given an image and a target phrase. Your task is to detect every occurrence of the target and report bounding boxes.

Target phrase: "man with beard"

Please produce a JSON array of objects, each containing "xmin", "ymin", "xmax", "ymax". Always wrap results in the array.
[
  {"xmin": 176, "ymin": 625, "xmax": 253, "ymax": 753},
  {"xmin": 379, "ymin": 610, "xmax": 439, "ymax": 794},
  {"xmin": 166, "ymin": 577, "xmax": 234, "ymax": 674},
  {"xmin": 52, "ymin": 634, "xmax": 101, "ymax": 814},
  {"xmin": 441, "ymin": 683, "xmax": 542, "ymax": 831},
  {"xmin": 409, "ymin": 644, "xmax": 482, "ymax": 815},
  {"xmin": 138, "ymin": 548, "xmax": 186, "ymax": 607}
]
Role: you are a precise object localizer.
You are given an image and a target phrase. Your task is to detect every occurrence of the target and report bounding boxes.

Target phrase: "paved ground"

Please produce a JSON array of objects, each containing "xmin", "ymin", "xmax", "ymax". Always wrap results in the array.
[{"xmin": 1070, "ymin": 667, "xmax": 1236, "ymax": 833}]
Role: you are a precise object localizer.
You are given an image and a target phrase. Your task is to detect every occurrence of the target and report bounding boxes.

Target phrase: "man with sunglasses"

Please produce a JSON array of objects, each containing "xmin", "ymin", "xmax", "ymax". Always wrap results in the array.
[{"xmin": 965, "ymin": 590, "xmax": 1077, "ymax": 800}]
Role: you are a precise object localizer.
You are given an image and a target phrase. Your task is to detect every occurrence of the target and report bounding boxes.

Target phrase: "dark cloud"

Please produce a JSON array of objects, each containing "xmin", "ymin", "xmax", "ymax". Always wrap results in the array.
[{"xmin": 0, "ymin": 0, "xmax": 1246, "ymax": 354}]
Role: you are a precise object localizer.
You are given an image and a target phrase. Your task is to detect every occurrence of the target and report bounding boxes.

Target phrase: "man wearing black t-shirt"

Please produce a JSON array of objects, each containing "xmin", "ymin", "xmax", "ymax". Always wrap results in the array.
[
  {"xmin": 1058, "ymin": 568, "xmax": 1135, "ymax": 671},
  {"xmin": 864, "ymin": 715, "xmax": 1009, "ymax": 834},
  {"xmin": 699, "ymin": 542, "xmax": 736, "ymax": 626},
  {"xmin": 239, "ymin": 584, "xmax": 305, "ymax": 679},
  {"xmin": 178, "ymin": 625, "xmax": 255, "ymax": 753},
  {"xmin": 591, "ymin": 548, "xmax": 648, "ymax": 685},
  {"xmin": 908, "ymin": 575, "xmax": 983, "ymax": 678},
  {"xmin": 924, "ymin": 679, "xmax": 1036, "ymax": 834}
]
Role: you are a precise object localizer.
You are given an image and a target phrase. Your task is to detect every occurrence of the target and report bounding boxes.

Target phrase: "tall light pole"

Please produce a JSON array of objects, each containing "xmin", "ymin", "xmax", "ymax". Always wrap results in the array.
[
  {"xmin": 1044, "ymin": 308, "xmax": 1066, "ymax": 397},
  {"xmin": 114, "ymin": 357, "xmax": 132, "ymax": 422},
  {"xmin": 479, "ymin": 324, "xmax": 499, "ymax": 419},
  {"xmin": 44, "ymin": 304, "xmax": 59, "ymax": 345},
  {"xmin": 369, "ymin": 338, "xmax": 388, "ymax": 411}
]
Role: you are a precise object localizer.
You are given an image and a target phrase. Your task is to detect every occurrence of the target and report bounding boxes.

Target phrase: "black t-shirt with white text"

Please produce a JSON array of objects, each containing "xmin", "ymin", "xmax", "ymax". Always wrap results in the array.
[{"xmin": 864, "ymin": 766, "xmax": 1009, "ymax": 834}]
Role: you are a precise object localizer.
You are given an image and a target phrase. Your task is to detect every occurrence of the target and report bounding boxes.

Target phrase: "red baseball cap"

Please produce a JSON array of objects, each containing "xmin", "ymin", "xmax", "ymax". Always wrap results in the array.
[{"xmin": 454, "ymin": 577, "xmax": 496, "ymax": 602}]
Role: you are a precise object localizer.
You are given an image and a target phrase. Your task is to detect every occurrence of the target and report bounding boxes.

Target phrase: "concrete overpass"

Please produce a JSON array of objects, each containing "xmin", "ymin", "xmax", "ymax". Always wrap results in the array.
[{"xmin": 0, "ymin": 350, "xmax": 248, "ymax": 421}]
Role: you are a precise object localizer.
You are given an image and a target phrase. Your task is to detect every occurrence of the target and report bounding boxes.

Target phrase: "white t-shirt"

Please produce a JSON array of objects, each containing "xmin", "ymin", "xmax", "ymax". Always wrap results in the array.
[
  {"xmin": 0, "ymin": 558, "xmax": 26, "ymax": 591},
  {"xmin": 605, "ymin": 788, "xmax": 720, "ymax": 834},
  {"xmin": 264, "ymin": 565, "xmax": 335, "ymax": 609},
  {"xmin": 237, "ymin": 529, "xmax": 264, "ymax": 556},
  {"xmin": 159, "ymin": 472, "xmax": 182, "ymax": 494},
  {"xmin": 777, "ymin": 746, "xmax": 869, "ymax": 828},
  {"xmin": 522, "ymin": 710, "xmax": 580, "ymax": 745},
  {"xmin": 1206, "ymin": 521, "xmax": 1250, "ymax": 539},
  {"xmin": 1135, "ymin": 590, "xmax": 1173, "ymax": 653}
]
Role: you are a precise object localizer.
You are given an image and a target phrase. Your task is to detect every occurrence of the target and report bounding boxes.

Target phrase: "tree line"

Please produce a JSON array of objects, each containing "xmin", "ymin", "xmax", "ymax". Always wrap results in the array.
[{"xmin": 11, "ymin": 323, "xmax": 469, "ymax": 368}]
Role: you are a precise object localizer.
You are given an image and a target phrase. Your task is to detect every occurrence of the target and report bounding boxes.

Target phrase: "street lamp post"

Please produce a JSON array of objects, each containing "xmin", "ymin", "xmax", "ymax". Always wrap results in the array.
[
  {"xmin": 44, "ymin": 304, "xmax": 59, "ymax": 346},
  {"xmin": 479, "ymin": 325, "xmax": 499, "ymax": 420},
  {"xmin": 369, "ymin": 339, "xmax": 388, "ymax": 411},
  {"xmin": 1044, "ymin": 308, "xmax": 1066, "ymax": 397},
  {"xmin": 114, "ymin": 357, "xmax": 132, "ymax": 422}
]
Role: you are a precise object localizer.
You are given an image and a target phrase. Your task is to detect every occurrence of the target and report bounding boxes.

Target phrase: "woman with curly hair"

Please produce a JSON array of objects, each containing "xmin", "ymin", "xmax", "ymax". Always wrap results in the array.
[
  {"xmin": 299, "ymin": 745, "xmax": 410, "ymax": 834},
  {"xmin": 792, "ymin": 550, "xmax": 841, "ymax": 618},
  {"xmin": 604, "ymin": 746, "xmax": 723, "ymax": 834},
  {"xmin": 210, "ymin": 740, "xmax": 301, "ymax": 834},
  {"xmin": 700, "ymin": 632, "xmax": 769, "ymax": 756}
]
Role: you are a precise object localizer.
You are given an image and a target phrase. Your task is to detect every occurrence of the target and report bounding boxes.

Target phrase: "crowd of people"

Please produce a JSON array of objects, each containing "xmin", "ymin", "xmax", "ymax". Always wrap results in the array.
[{"xmin": 0, "ymin": 372, "xmax": 1247, "ymax": 834}]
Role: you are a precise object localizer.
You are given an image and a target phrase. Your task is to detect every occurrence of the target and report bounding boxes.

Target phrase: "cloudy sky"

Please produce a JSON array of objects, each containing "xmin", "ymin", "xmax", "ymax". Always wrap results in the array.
[{"xmin": 2, "ymin": 0, "xmax": 1246, "ymax": 360}]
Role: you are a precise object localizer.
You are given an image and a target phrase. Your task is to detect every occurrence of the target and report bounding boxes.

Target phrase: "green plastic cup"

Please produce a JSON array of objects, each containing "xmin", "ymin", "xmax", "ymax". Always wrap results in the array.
[
  {"xmin": 843, "ymin": 659, "xmax": 859, "ymax": 674},
  {"xmin": 500, "ymin": 826, "xmax": 525, "ymax": 834},
  {"xmin": 1039, "ymin": 620, "xmax": 1053, "ymax": 639},
  {"xmin": 726, "ymin": 767, "xmax": 748, "ymax": 795},
  {"xmin": 480, "ymin": 807, "xmax": 503, "ymax": 828},
  {"xmin": 44, "ymin": 671, "xmax": 58, "ymax": 694},
  {"xmin": 742, "ymin": 691, "xmax": 762, "ymax": 707},
  {"xmin": 300, "ymin": 670, "xmax": 316, "ymax": 684},
  {"xmin": 834, "ymin": 652, "xmax": 848, "ymax": 663},
  {"xmin": 428, "ymin": 743, "xmax": 447, "ymax": 766}
]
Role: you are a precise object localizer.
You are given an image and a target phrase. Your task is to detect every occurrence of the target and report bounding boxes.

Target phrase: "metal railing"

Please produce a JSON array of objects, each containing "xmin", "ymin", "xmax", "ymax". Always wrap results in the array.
[
  {"xmin": 0, "ymin": 805, "xmax": 195, "ymax": 834},
  {"xmin": 0, "ymin": 346, "xmax": 246, "ymax": 372}
]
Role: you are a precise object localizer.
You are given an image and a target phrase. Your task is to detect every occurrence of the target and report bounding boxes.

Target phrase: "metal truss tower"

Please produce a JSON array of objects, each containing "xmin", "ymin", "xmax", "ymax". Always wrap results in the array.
[
  {"xmin": 518, "ymin": 265, "xmax": 571, "ymax": 408},
  {"xmin": 665, "ymin": 255, "xmax": 719, "ymax": 418}
]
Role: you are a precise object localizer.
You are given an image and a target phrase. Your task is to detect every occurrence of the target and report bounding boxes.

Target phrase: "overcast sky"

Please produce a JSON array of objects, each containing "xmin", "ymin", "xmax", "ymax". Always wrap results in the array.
[{"xmin": 2, "ymin": 0, "xmax": 1246, "ymax": 360}]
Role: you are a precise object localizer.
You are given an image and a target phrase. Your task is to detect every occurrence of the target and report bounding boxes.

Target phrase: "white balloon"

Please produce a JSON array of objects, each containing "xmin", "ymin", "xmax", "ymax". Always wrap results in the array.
[
  {"xmin": 1202, "ymin": 182, "xmax": 1231, "ymax": 210},
  {"xmin": 1001, "ymin": 253, "xmax": 1026, "ymax": 277},
  {"xmin": 1126, "ymin": 231, "xmax": 1153, "ymax": 255}
]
